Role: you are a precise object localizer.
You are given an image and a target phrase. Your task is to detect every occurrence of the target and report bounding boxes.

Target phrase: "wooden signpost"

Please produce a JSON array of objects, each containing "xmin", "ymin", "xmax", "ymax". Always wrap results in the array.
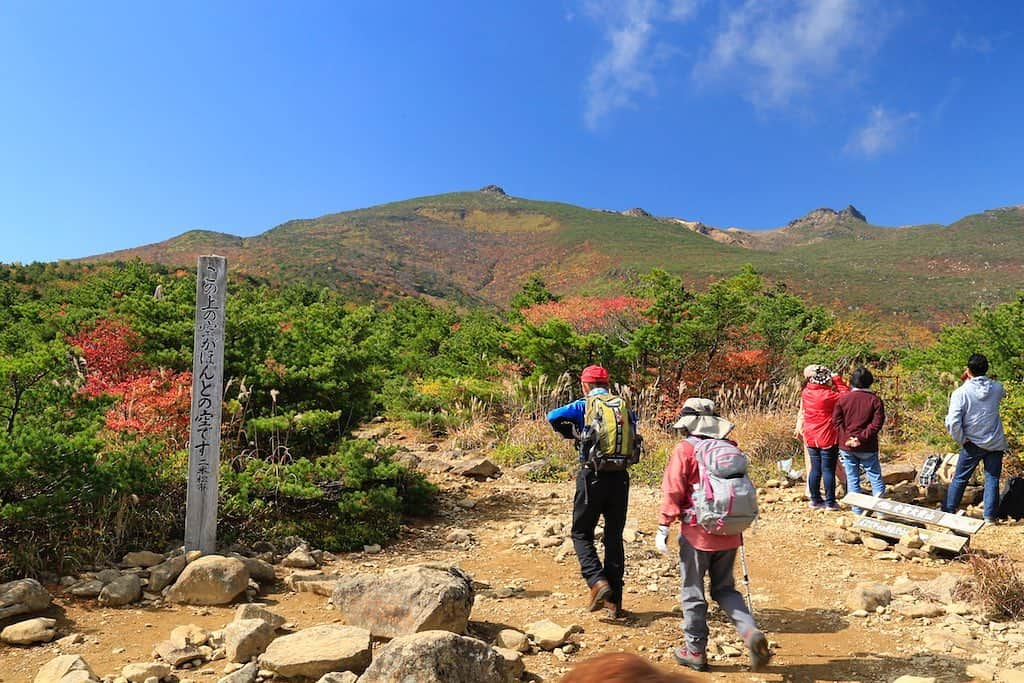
[{"xmin": 185, "ymin": 255, "xmax": 227, "ymax": 555}]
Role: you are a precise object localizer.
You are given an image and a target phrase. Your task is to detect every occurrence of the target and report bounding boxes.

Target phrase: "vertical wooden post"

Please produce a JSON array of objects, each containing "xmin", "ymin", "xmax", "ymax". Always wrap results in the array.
[{"xmin": 185, "ymin": 255, "xmax": 227, "ymax": 554}]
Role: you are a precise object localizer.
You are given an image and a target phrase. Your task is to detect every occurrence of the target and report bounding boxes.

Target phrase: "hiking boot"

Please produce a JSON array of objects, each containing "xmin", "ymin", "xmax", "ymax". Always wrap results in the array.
[
  {"xmin": 825, "ymin": 502, "xmax": 841, "ymax": 511},
  {"xmin": 743, "ymin": 629, "xmax": 771, "ymax": 671},
  {"xmin": 808, "ymin": 501, "xmax": 825, "ymax": 510},
  {"xmin": 672, "ymin": 646, "xmax": 708, "ymax": 672},
  {"xmin": 603, "ymin": 599, "xmax": 625, "ymax": 619},
  {"xmin": 586, "ymin": 579, "xmax": 611, "ymax": 612}
]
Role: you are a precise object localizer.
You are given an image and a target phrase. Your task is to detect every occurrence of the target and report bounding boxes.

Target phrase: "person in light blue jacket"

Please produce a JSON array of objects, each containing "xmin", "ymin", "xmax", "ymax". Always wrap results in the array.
[{"xmin": 942, "ymin": 353, "xmax": 1008, "ymax": 522}]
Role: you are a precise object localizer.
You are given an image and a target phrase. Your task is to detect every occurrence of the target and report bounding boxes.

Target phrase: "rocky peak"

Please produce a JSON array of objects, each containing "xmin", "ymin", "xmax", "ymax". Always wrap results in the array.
[
  {"xmin": 478, "ymin": 185, "xmax": 507, "ymax": 196},
  {"xmin": 621, "ymin": 207, "xmax": 651, "ymax": 218},
  {"xmin": 840, "ymin": 204, "xmax": 867, "ymax": 222}
]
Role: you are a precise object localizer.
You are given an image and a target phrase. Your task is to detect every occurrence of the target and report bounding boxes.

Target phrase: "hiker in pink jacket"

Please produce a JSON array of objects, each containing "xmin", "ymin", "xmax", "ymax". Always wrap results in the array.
[{"xmin": 656, "ymin": 398, "xmax": 770, "ymax": 674}]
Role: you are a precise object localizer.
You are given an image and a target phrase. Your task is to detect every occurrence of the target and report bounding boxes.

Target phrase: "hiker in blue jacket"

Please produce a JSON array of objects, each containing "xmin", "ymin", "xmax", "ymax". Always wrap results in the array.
[
  {"xmin": 547, "ymin": 364, "xmax": 638, "ymax": 619},
  {"xmin": 942, "ymin": 353, "xmax": 1008, "ymax": 523}
]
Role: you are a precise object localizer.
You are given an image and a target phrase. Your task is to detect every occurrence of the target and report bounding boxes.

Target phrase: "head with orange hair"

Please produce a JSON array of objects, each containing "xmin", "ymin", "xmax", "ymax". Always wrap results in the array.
[{"xmin": 559, "ymin": 652, "xmax": 696, "ymax": 683}]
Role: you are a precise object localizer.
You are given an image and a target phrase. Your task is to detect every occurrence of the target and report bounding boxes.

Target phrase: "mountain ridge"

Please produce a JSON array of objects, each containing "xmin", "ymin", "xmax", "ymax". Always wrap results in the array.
[{"xmin": 78, "ymin": 188, "xmax": 1024, "ymax": 327}]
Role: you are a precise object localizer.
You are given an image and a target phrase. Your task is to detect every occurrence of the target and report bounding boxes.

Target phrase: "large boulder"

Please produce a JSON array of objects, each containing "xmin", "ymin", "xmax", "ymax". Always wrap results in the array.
[
  {"xmin": 359, "ymin": 630, "xmax": 515, "ymax": 683},
  {"xmin": 165, "ymin": 555, "xmax": 249, "ymax": 605},
  {"xmin": 259, "ymin": 624, "xmax": 371, "ymax": 680},
  {"xmin": 2, "ymin": 616, "xmax": 58, "ymax": 645},
  {"xmin": 148, "ymin": 555, "xmax": 188, "ymax": 593},
  {"xmin": 224, "ymin": 618, "xmax": 276, "ymax": 663},
  {"xmin": 331, "ymin": 564, "xmax": 474, "ymax": 638},
  {"xmin": 98, "ymin": 574, "xmax": 142, "ymax": 607},
  {"xmin": 33, "ymin": 655, "xmax": 98, "ymax": 683},
  {"xmin": 0, "ymin": 578, "xmax": 52, "ymax": 620}
]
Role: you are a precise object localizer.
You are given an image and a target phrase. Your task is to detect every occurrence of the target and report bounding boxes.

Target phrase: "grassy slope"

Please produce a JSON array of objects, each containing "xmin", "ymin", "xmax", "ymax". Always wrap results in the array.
[{"xmin": 81, "ymin": 192, "xmax": 1024, "ymax": 326}]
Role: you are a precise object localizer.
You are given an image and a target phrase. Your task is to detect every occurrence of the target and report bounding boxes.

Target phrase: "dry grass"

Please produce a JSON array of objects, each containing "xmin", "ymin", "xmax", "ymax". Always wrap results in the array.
[{"xmin": 954, "ymin": 552, "xmax": 1024, "ymax": 620}]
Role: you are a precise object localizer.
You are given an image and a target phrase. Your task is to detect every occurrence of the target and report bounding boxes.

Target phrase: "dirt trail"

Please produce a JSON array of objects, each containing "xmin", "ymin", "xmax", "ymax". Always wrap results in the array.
[{"xmin": 2, "ymin": 466, "xmax": 1023, "ymax": 683}]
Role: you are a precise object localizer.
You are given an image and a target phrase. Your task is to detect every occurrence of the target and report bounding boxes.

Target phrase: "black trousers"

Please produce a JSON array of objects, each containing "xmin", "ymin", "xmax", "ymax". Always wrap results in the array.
[{"xmin": 571, "ymin": 467, "xmax": 629, "ymax": 602}]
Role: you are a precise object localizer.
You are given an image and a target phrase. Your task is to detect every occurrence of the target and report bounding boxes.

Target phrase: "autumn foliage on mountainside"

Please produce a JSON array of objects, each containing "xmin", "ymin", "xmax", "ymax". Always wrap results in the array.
[
  {"xmin": 68, "ymin": 318, "xmax": 191, "ymax": 446},
  {"xmin": 521, "ymin": 295, "xmax": 648, "ymax": 334}
]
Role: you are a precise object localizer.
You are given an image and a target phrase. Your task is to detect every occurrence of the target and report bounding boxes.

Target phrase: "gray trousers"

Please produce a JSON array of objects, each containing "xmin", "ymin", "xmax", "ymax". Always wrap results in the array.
[{"xmin": 678, "ymin": 534, "xmax": 757, "ymax": 651}]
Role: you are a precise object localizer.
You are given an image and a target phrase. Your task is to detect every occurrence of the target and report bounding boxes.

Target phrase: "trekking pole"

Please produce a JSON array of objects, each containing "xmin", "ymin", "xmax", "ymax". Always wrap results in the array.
[{"xmin": 739, "ymin": 534, "xmax": 754, "ymax": 617}]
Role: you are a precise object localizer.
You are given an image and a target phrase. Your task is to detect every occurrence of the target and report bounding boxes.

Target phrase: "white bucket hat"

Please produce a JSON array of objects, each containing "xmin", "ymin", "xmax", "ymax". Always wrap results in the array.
[{"xmin": 672, "ymin": 397, "xmax": 735, "ymax": 439}]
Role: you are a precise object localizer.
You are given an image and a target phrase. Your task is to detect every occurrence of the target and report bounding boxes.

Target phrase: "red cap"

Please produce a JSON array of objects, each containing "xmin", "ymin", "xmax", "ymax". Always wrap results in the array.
[{"xmin": 580, "ymin": 365, "xmax": 609, "ymax": 383}]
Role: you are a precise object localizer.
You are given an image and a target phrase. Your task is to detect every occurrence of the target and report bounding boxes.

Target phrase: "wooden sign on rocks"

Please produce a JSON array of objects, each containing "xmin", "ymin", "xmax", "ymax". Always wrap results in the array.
[
  {"xmin": 841, "ymin": 492, "xmax": 985, "ymax": 535},
  {"xmin": 185, "ymin": 255, "xmax": 227, "ymax": 554},
  {"xmin": 852, "ymin": 516, "xmax": 967, "ymax": 553}
]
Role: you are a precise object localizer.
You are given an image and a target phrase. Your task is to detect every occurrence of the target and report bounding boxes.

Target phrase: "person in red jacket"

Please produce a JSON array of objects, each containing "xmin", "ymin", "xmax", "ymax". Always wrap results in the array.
[
  {"xmin": 656, "ymin": 398, "xmax": 770, "ymax": 673},
  {"xmin": 798, "ymin": 364, "xmax": 849, "ymax": 510},
  {"xmin": 832, "ymin": 366, "xmax": 886, "ymax": 514}
]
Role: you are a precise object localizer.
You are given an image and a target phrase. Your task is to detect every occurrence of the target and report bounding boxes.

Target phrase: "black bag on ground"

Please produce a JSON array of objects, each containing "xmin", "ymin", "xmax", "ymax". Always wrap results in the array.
[{"xmin": 996, "ymin": 476, "xmax": 1024, "ymax": 520}]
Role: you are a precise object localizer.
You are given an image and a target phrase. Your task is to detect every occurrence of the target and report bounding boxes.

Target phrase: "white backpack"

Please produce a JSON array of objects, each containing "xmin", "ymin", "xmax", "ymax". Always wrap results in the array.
[{"xmin": 688, "ymin": 438, "xmax": 759, "ymax": 535}]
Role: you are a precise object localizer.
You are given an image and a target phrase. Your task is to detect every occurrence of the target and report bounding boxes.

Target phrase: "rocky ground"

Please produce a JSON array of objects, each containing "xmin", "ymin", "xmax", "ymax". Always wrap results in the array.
[{"xmin": 3, "ymin": 435, "xmax": 1024, "ymax": 683}]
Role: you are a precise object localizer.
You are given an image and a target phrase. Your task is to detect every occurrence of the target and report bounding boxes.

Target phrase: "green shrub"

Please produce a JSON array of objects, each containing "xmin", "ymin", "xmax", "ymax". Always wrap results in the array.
[{"xmin": 220, "ymin": 439, "xmax": 436, "ymax": 552}]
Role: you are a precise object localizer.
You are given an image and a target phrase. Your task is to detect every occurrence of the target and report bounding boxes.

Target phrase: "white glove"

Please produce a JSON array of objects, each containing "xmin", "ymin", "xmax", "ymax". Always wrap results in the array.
[{"xmin": 655, "ymin": 525, "xmax": 670, "ymax": 554}]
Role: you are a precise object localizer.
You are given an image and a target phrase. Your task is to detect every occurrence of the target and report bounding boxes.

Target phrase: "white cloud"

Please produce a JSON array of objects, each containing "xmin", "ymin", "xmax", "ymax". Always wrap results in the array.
[
  {"xmin": 951, "ymin": 30, "xmax": 994, "ymax": 54},
  {"xmin": 582, "ymin": 0, "xmax": 701, "ymax": 130},
  {"xmin": 844, "ymin": 106, "xmax": 917, "ymax": 158},
  {"xmin": 694, "ymin": 0, "xmax": 878, "ymax": 108}
]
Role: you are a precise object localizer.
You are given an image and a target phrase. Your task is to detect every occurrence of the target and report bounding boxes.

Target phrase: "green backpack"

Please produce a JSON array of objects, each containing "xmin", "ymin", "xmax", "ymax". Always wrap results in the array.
[{"xmin": 582, "ymin": 393, "xmax": 641, "ymax": 471}]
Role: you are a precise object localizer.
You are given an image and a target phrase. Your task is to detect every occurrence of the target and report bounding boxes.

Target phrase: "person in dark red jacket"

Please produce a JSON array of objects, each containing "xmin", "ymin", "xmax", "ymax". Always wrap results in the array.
[
  {"xmin": 798, "ymin": 364, "xmax": 849, "ymax": 510},
  {"xmin": 832, "ymin": 367, "xmax": 886, "ymax": 514}
]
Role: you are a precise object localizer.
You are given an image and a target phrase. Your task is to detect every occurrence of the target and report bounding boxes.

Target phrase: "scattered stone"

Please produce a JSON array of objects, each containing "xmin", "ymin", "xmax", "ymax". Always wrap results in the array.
[
  {"xmin": 148, "ymin": 556, "xmax": 189, "ymax": 593},
  {"xmin": 524, "ymin": 619, "xmax": 573, "ymax": 650},
  {"xmin": 67, "ymin": 580, "xmax": 105, "ymax": 599},
  {"xmin": 920, "ymin": 573, "xmax": 962, "ymax": 604},
  {"xmin": 451, "ymin": 457, "xmax": 500, "ymax": 479},
  {"xmin": 259, "ymin": 624, "xmax": 371, "ymax": 680},
  {"xmin": 33, "ymin": 655, "xmax": 98, "ymax": 683},
  {"xmin": 170, "ymin": 624, "xmax": 209, "ymax": 648},
  {"xmin": 847, "ymin": 582, "xmax": 891, "ymax": 612},
  {"xmin": 233, "ymin": 603, "xmax": 286, "ymax": 630},
  {"xmin": 446, "ymin": 529, "xmax": 475, "ymax": 545},
  {"xmin": 363, "ymin": 544, "xmax": 382, "ymax": 554},
  {"xmin": 861, "ymin": 536, "xmax": 890, "ymax": 551},
  {"xmin": 166, "ymin": 555, "xmax": 249, "ymax": 605},
  {"xmin": 892, "ymin": 677, "xmax": 935, "ymax": 683},
  {"xmin": 94, "ymin": 569, "xmax": 122, "ymax": 584},
  {"xmin": 284, "ymin": 572, "xmax": 343, "ymax": 596},
  {"xmin": 122, "ymin": 551, "xmax": 166, "ymax": 568},
  {"xmin": 2, "ymin": 616, "xmax": 58, "ymax": 645},
  {"xmin": 56, "ymin": 633, "xmax": 85, "ymax": 648},
  {"xmin": 359, "ymin": 630, "xmax": 514, "ymax": 683},
  {"xmin": 331, "ymin": 564, "xmax": 474, "ymax": 638},
  {"xmin": 153, "ymin": 640, "xmax": 203, "ymax": 667},
  {"xmin": 882, "ymin": 463, "xmax": 917, "ymax": 485},
  {"xmin": 966, "ymin": 663, "xmax": 997, "ymax": 681},
  {"xmin": 224, "ymin": 619, "xmax": 276, "ymax": 663},
  {"xmin": 281, "ymin": 547, "xmax": 318, "ymax": 569},
  {"xmin": 896, "ymin": 603, "xmax": 945, "ymax": 619},
  {"xmin": 98, "ymin": 574, "xmax": 142, "ymax": 607},
  {"xmin": 121, "ymin": 662, "xmax": 171, "ymax": 683},
  {"xmin": 316, "ymin": 673, "xmax": 358, "ymax": 683},
  {"xmin": 232, "ymin": 556, "xmax": 276, "ymax": 585},
  {"xmin": 496, "ymin": 628, "xmax": 530, "ymax": 653},
  {"xmin": 0, "ymin": 578, "xmax": 53, "ymax": 620},
  {"xmin": 216, "ymin": 661, "xmax": 258, "ymax": 683}
]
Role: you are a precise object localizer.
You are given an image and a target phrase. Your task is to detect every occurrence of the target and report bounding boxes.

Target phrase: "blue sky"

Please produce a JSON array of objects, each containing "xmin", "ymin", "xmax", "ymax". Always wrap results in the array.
[{"xmin": 1, "ymin": 0, "xmax": 1022, "ymax": 263}]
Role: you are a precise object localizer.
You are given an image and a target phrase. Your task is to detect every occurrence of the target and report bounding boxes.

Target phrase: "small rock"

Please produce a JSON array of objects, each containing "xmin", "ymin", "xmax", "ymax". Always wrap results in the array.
[
  {"xmin": 525, "ymin": 619, "xmax": 572, "ymax": 650},
  {"xmin": 496, "ymin": 629, "xmax": 530, "ymax": 653},
  {"xmin": 122, "ymin": 551, "xmax": 166, "ymax": 568},
  {"xmin": 121, "ymin": 662, "xmax": 171, "ymax": 683}
]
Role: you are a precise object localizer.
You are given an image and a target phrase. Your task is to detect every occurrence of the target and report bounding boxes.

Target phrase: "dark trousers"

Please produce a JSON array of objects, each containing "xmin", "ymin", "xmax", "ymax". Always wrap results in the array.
[{"xmin": 571, "ymin": 467, "xmax": 629, "ymax": 602}]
